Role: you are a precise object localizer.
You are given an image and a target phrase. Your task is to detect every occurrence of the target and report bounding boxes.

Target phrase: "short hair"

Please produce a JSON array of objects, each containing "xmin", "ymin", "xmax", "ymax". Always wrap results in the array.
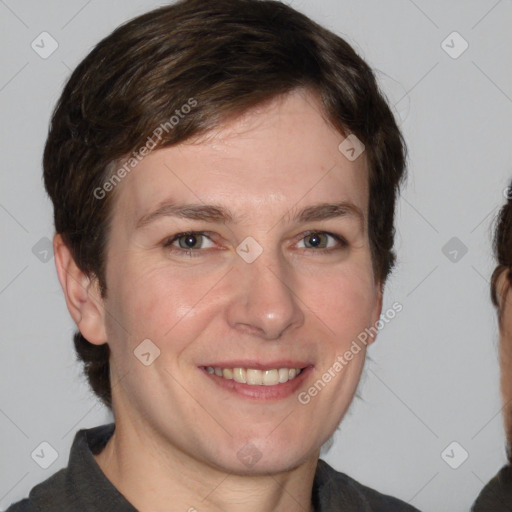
[{"xmin": 43, "ymin": 0, "xmax": 407, "ymax": 410}]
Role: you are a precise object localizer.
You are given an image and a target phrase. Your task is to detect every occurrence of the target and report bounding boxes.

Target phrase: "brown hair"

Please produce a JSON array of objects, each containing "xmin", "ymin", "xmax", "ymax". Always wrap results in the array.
[{"xmin": 43, "ymin": 0, "xmax": 407, "ymax": 410}]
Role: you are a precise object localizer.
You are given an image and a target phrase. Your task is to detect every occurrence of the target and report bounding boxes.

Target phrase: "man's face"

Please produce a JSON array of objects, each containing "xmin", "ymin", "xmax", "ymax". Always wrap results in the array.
[
  {"xmin": 496, "ymin": 270, "xmax": 512, "ymax": 447},
  {"xmin": 99, "ymin": 89, "xmax": 382, "ymax": 473}
]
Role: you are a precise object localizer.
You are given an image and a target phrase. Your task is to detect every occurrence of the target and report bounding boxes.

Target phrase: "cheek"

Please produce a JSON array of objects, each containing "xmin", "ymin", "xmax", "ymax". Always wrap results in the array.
[
  {"xmin": 108, "ymin": 257, "xmax": 225, "ymax": 350},
  {"xmin": 105, "ymin": 245, "xmax": 377, "ymax": 355},
  {"xmin": 304, "ymin": 264, "xmax": 378, "ymax": 339}
]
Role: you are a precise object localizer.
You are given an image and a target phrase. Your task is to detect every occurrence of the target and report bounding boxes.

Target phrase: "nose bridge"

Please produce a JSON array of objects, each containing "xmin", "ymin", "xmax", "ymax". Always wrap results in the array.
[{"xmin": 226, "ymin": 243, "xmax": 304, "ymax": 339}]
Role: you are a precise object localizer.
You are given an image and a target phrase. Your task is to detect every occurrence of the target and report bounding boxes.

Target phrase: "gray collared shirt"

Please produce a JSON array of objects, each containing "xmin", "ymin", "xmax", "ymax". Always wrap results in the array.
[{"xmin": 6, "ymin": 423, "xmax": 421, "ymax": 511}]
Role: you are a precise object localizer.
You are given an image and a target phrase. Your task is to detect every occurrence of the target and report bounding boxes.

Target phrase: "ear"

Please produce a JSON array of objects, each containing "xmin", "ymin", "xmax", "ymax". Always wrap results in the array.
[
  {"xmin": 496, "ymin": 269, "xmax": 510, "ymax": 310},
  {"xmin": 53, "ymin": 233, "xmax": 108, "ymax": 345},
  {"xmin": 367, "ymin": 280, "xmax": 383, "ymax": 347}
]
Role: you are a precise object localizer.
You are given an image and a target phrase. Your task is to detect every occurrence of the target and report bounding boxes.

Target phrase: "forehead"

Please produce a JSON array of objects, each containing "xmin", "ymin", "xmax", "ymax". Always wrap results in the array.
[{"xmin": 112, "ymin": 89, "xmax": 369, "ymax": 227}]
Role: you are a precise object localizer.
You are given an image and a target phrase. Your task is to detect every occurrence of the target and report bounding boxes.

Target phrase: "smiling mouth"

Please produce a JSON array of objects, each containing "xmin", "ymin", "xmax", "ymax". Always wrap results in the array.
[{"xmin": 202, "ymin": 366, "xmax": 305, "ymax": 386}]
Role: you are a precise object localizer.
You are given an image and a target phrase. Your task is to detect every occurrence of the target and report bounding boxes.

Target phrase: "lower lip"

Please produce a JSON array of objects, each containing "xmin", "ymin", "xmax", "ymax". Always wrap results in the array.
[{"xmin": 199, "ymin": 366, "xmax": 313, "ymax": 401}]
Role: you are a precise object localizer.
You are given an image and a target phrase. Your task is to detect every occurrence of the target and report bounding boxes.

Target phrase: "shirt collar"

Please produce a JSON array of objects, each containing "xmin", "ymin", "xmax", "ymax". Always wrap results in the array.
[{"xmin": 66, "ymin": 423, "xmax": 136, "ymax": 511}]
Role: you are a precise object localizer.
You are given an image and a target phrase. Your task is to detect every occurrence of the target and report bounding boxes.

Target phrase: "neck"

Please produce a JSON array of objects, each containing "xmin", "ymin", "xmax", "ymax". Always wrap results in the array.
[{"xmin": 94, "ymin": 420, "xmax": 319, "ymax": 512}]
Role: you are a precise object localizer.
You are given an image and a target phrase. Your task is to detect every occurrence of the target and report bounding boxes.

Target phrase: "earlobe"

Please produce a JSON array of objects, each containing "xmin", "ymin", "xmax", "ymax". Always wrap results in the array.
[{"xmin": 53, "ymin": 233, "xmax": 108, "ymax": 346}]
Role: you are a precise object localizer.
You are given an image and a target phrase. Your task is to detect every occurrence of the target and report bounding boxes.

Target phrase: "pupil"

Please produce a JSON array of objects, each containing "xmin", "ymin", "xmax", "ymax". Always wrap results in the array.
[
  {"xmin": 309, "ymin": 234, "xmax": 321, "ymax": 247},
  {"xmin": 185, "ymin": 235, "xmax": 197, "ymax": 248}
]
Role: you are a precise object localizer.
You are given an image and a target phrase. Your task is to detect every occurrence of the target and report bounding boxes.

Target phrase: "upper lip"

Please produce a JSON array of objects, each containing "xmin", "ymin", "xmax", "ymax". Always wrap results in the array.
[{"xmin": 200, "ymin": 360, "xmax": 312, "ymax": 370}]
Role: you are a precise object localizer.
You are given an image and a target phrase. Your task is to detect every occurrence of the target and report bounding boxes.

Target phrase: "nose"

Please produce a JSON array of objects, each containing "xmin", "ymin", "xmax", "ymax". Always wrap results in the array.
[{"xmin": 225, "ymin": 248, "xmax": 305, "ymax": 340}]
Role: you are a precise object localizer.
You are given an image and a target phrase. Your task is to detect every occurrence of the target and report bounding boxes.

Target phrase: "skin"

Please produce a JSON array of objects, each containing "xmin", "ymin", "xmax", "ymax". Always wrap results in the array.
[
  {"xmin": 495, "ymin": 269, "xmax": 512, "ymax": 448},
  {"xmin": 54, "ymin": 88, "xmax": 383, "ymax": 512}
]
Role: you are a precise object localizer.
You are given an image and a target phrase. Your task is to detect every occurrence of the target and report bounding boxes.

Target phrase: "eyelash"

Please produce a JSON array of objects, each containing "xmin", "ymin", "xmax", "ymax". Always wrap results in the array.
[{"xmin": 161, "ymin": 230, "xmax": 348, "ymax": 258}]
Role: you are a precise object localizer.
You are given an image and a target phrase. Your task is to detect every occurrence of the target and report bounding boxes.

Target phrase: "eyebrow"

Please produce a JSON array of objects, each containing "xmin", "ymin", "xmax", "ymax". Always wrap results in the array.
[{"xmin": 135, "ymin": 200, "xmax": 364, "ymax": 229}]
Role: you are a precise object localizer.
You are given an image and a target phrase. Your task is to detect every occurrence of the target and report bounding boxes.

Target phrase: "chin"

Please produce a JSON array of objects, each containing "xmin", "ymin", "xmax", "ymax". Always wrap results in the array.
[{"xmin": 205, "ymin": 435, "xmax": 317, "ymax": 476}]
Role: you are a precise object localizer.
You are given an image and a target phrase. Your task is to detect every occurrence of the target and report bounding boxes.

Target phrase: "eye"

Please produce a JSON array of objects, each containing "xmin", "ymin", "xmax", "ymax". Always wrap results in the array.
[
  {"xmin": 296, "ymin": 231, "xmax": 347, "ymax": 251},
  {"xmin": 161, "ymin": 230, "xmax": 347, "ymax": 259},
  {"xmin": 162, "ymin": 231, "xmax": 216, "ymax": 256}
]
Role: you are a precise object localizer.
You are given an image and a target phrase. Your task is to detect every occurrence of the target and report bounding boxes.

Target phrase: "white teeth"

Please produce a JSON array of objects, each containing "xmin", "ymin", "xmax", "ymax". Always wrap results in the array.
[
  {"xmin": 278, "ymin": 368, "xmax": 289, "ymax": 383},
  {"xmin": 246, "ymin": 369, "xmax": 263, "ymax": 385},
  {"xmin": 205, "ymin": 366, "xmax": 303, "ymax": 386},
  {"xmin": 233, "ymin": 367, "xmax": 247, "ymax": 383},
  {"xmin": 262, "ymin": 369, "xmax": 278, "ymax": 386}
]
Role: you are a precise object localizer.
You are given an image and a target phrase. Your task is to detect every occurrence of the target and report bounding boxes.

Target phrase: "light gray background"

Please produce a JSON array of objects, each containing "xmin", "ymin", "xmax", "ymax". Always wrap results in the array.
[{"xmin": 1, "ymin": 1, "xmax": 511, "ymax": 511}]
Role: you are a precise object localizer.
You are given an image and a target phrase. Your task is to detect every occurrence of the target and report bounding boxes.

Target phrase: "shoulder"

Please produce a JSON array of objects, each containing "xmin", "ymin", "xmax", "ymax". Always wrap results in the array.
[
  {"xmin": 4, "ymin": 423, "xmax": 116, "ymax": 512},
  {"xmin": 314, "ymin": 459, "xmax": 421, "ymax": 511},
  {"xmin": 4, "ymin": 468, "xmax": 67, "ymax": 512},
  {"xmin": 4, "ymin": 499, "xmax": 33, "ymax": 512},
  {"xmin": 472, "ymin": 464, "xmax": 512, "ymax": 511}
]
